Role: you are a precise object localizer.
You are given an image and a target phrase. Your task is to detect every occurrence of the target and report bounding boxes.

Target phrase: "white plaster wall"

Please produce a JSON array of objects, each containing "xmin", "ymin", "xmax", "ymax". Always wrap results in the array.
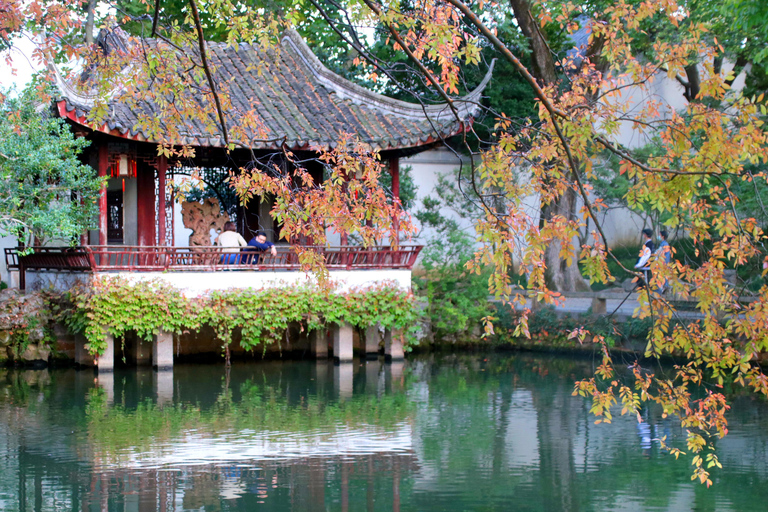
[
  {"xmin": 109, "ymin": 269, "xmax": 412, "ymax": 297},
  {"xmin": 21, "ymin": 269, "xmax": 412, "ymax": 295},
  {"xmin": 610, "ymin": 59, "xmax": 749, "ymax": 150},
  {"xmin": 0, "ymin": 235, "xmax": 17, "ymax": 285},
  {"xmin": 173, "ymin": 200, "xmax": 192, "ymax": 247},
  {"xmin": 402, "ymin": 148, "xmax": 476, "ymax": 244},
  {"xmin": 123, "ymin": 178, "xmax": 138, "ymax": 246},
  {"xmin": 173, "ymin": 175, "xmax": 194, "ymax": 247}
]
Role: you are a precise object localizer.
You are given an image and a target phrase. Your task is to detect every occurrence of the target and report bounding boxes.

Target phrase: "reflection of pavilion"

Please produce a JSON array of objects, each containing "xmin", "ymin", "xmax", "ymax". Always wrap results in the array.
[
  {"xmin": 0, "ymin": 359, "xmax": 413, "ymax": 511},
  {"xmin": 103, "ymin": 422, "xmax": 414, "ymax": 469},
  {"xmin": 77, "ymin": 452, "xmax": 421, "ymax": 512}
]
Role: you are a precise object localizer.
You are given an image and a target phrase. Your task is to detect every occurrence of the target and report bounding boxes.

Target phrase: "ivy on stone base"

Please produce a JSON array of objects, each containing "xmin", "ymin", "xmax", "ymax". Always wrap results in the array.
[{"xmin": 63, "ymin": 277, "xmax": 419, "ymax": 356}]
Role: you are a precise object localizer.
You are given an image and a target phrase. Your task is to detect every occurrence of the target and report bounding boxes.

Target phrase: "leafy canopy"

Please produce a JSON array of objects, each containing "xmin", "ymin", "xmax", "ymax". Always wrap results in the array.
[{"xmin": 0, "ymin": 88, "xmax": 102, "ymax": 245}]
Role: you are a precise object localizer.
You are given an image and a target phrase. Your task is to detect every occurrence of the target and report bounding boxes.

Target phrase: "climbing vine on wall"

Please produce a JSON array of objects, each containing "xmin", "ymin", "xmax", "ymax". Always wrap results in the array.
[{"xmin": 61, "ymin": 277, "xmax": 419, "ymax": 356}]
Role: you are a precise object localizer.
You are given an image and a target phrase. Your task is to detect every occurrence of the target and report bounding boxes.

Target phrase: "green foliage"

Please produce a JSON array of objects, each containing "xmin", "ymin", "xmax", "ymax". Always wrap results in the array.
[
  {"xmin": 0, "ymin": 292, "xmax": 53, "ymax": 359},
  {"xmin": 0, "ymin": 87, "xmax": 103, "ymax": 245},
  {"xmin": 62, "ymin": 277, "xmax": 420, "ymax": 356},
  {"xmin": 414, "ymin": 260, "xmax": 493, "ymax": 342},
  {"xmin": 65, "ymin": 279, "xmax": 199, "ymax": 355},
  {"xmin": 412, "ymin": 169, "xmax": 497, "ymax": 341},
  {"xmin": 495, "ymin": 305, "xmax": 653, "ymax": 350},
  {"xmin": 719, "ymin": 0, "xmax": 768, "ymax": 65}
]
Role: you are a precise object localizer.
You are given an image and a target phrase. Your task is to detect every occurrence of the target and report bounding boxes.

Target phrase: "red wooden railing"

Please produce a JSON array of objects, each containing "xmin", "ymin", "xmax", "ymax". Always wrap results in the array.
[{"xmin": 6, "ymin": 245, "xmax": 422, "ymax": 274}]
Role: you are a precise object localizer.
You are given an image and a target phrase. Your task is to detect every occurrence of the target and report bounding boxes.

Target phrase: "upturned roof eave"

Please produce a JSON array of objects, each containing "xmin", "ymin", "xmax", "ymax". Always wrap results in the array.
[{"xmin": 282, "ymin": 29, "xmax": 494, "ymax": 122}]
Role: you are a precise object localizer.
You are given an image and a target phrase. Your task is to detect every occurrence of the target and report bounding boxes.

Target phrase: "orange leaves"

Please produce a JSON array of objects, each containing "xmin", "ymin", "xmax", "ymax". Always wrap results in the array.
[
  {"xmin": 228, "ymin": 133, "xmax": 414, "ymax": 268},
  {"xmin": 579, "ymin": 237, "xmax": 612, "ymax": 286}
]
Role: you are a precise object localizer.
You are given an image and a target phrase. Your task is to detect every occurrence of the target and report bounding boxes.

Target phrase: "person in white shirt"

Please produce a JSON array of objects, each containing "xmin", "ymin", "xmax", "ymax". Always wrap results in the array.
[
  {"xmin": 635, "ymin": 228, "xmax": 655, "ymax": 289},
  {"xmin": 215, "ymin": 221, "xmax": 248, "ymax": 264}
]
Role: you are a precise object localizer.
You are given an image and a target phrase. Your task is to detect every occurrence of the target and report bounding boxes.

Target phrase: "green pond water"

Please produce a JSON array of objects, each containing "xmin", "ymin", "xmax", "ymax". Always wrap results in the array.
[{"xmin": 1, "ymin": 353, "xmax": 768, "ymax": 511}]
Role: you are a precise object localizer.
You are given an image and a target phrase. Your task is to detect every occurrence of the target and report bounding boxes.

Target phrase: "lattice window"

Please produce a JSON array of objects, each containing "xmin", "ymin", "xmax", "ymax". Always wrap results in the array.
[
  {"xmin": 152, "ymin": 166, "xmax": 174, "ymax": 246},
  {"xmin": 164, "ymin": 170, "xmax": 174, "ymax": 246}
]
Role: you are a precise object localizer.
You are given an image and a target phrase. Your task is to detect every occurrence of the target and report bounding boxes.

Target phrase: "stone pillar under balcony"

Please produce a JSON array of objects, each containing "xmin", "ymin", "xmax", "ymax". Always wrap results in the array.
[
  {"xmin": 363, "ymin": 325, "xmax": 380, "ymax": 359},
  {"xmin": 384, "ymin": 328, "xmax": 404, "ymax": 361},
  {"xmin": 96, "ymin": 332, "xmax": 115, "ymax": 373},
  {"xmin": 153, "ymin": 331, "xmax": 174, "ymax": 370},
  {"xmin": 332, "ymin": 323, "xmax": 354, "ymax": 363}
]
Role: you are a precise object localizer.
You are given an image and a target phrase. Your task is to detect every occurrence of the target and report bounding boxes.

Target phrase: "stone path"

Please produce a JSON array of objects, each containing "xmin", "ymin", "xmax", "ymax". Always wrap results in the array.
[{"xmin": 501, "ymin": 290, "xmax": 707, "ymax": 321}]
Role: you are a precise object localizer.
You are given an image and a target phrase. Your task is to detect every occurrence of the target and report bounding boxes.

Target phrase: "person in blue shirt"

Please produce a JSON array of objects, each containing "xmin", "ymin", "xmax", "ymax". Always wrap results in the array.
[
  {"xmin": 245, "ymin": 230, "xmax": 277, "ymax": 264},
  {"xmin": 655, "ymin": 230, "xmax": 671, "ymax": 264},
  {"xmin": 654, "ymin": 229, "xmax": 671, "ymax": 293}
]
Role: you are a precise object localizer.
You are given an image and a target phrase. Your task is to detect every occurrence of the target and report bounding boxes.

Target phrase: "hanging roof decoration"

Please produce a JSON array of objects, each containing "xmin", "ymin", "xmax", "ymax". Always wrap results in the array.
[{"xmin": 53, "ymin": 28, "xmax": 494, "ymax": 152}]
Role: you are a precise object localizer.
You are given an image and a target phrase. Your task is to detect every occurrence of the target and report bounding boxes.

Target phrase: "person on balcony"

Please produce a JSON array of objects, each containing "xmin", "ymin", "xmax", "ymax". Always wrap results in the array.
[
  {"xmin": 245, "ymin": 230, "xmax": 277, "ymax": 264},
  {"xmin": 215, "ymin": 221, "xmax": 248, "ymax": 264}
]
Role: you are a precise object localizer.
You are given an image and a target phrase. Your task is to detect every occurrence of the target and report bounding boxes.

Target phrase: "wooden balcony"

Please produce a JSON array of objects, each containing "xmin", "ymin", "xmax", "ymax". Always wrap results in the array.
[{"xmin": 5, "ymin": 245, "xmax": 423, "ymax": 290}]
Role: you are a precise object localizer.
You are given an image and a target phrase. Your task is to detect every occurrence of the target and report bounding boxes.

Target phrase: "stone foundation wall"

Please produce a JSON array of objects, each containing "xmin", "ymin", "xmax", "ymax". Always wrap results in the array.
[{"xmin": 0, "ymin": 289, "xmax": 51, "ymax": 365}]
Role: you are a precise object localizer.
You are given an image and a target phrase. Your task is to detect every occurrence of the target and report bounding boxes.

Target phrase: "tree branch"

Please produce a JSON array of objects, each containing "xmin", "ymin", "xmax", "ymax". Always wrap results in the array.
[
  {"xmin": 442, "ymin": 0, "xmax": 566, "ymax": 118},
  {"xmin": 151, "ymin": 0, "xmax": 161, "ymax": 37},
  {"xmin": 360, "ymin": 0, "xmax": 462, "ymax": 124},
  {"xmin": 187, "ymin": 0, "xmax": 229, "ymax": 146}
]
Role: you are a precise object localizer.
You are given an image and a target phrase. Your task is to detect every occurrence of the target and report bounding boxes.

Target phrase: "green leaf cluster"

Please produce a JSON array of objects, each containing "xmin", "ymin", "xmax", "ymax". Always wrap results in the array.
[
  {"xmin": 0, "ymin": 87, "xmax": 103, "ymax": 245},
  {"xmin": 62, "ymin": 277, "xmax": 420, "ymax": 355}
]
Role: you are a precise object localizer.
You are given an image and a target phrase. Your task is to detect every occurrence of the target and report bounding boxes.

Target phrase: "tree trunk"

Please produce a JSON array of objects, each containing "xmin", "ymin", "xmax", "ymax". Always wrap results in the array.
[
  {"xmin": 85, "ymin": 0, "xmax": 96, "ymax": 44},
  {"xmin": 540, "ymin": 187, "xmax": 591, "ymax": 292},
  {"xmin": 509, "ymin": 0, "xmax": 557, "ymax": 85},
  {"xmin": 511, "ymin": 0, "xmax": 590, "ymax": 291},
  {"xmin": 683, "ymin": 63, "xmax": 701, "ymax": 101}
]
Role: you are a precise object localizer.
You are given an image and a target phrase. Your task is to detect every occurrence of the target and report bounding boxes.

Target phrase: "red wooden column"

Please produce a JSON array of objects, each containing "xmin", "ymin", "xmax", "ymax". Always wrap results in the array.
[
  {"xmin": 389, "ymin": 157, "xmax": 400, "ymax": 244},
  {"xmin": 157, "ymin": 156, "xmax": 167, "ymax": 246},
  {"xmin": 98, "ymin": 145, "xmax": 109, "ymax": 246},
  {"xmin": 340, "ymin": 167, "xmax": 348, "ymax": 247},
  {"xmin": 137, "ymin": 162, "xmax": 156, "ymax": 246},
  {"xmin": 79, "ymin": 196, "xmax": 89, "ymax": 246}
]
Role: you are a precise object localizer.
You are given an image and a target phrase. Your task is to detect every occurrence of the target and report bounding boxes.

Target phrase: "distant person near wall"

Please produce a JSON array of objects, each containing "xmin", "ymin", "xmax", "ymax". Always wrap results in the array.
[
  {"xmin": 635, "ymin": 228, "xmax": 655, "ymax": 289},
  {"xmin": 654, "ymin": 229, "xmax": 671, "ymax": 293}
]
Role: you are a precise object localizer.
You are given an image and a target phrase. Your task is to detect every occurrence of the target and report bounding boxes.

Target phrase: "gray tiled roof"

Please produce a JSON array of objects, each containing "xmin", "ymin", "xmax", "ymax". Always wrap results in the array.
[{"xmin": 55, "ymin": 29, "xmax": 493, "ymax": 151}]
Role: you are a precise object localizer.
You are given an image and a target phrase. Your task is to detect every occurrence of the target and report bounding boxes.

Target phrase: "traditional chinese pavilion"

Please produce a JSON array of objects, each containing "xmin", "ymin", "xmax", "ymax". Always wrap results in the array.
[
  {"xmin": 51, "ymin": 28, "xmax": 492, "ymax": 250},
  {"xmin": 5, "ymin": 28, "xmax": 493, "ymax": 367},
  {"xmin": 8, "ymin": 28, "xmax": 493, "ymax": 290}
]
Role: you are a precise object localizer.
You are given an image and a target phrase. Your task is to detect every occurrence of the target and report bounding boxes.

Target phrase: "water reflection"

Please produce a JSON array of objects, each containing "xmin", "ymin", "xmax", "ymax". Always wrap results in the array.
[{"xmin": 2, "ymin": 355, "xmax": 768, "ymax": 511}]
